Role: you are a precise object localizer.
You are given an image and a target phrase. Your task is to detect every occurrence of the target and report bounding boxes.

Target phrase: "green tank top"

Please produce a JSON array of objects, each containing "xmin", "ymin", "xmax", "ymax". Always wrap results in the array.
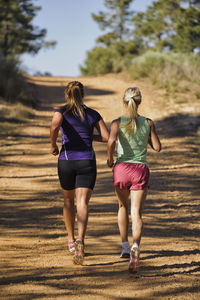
[{"xmin": 116, "ymin": 115, "xmax": 150, "ymax": 165}]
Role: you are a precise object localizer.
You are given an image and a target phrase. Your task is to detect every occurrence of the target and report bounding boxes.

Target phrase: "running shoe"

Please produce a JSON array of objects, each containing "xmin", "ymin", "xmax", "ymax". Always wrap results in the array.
[
  {"xmin": 120, "ymin": 243, "xmax": 130, "ymax": 258},
  {"xmin": 73, "ymin": 239, "xmax": 84, "ymax": 265},
  {"xmin": 68, "ymin": 240, "xmax": 76, "ymax": 253},
  {"xmin": 128, "ymin": 247, "xmax": 140, "ymax": 274}
]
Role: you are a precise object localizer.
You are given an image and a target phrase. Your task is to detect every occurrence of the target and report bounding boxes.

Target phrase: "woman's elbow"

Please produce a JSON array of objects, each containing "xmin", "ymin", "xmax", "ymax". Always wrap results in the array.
[
  {"xmin": 154, "ymin": 143, "xmax": 162, "ymax": 152},
  {"xmin": 50, "ymin": 125, "xmax": 60, "ymax": 137},
  {"xmin": 103, "ymin": 133, "xmax": 109, "ymax": 142},
  {"xmin": 108, "ymin": 137, "xmax": 116, "ymax": 147}
]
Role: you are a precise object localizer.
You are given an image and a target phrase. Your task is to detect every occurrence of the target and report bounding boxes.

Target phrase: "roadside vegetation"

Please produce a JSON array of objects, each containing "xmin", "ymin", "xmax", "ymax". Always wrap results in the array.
[
  {"xmin": 127, "ymin": 51, "xmax": 200, "ymax": 101},
  {"xmin": 1, "ymin": 0, "xmax": 200, "ymax": 129},
  {"xmin": 0, "ymin": 55, "xmax": 36, "ymax": 106},
  {"xmin": 0, "ymin": 0, "xmax": 56, "ymax": 132},
  {"xmin": 81, "ymin": 0, "xmax": 200, "ymax": 102}
]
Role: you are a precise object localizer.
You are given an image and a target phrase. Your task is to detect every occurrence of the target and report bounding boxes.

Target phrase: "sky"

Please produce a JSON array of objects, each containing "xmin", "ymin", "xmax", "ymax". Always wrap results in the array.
[{"xmin": 22, "ymin": 0, "xmax": 152, "ymax": 77}]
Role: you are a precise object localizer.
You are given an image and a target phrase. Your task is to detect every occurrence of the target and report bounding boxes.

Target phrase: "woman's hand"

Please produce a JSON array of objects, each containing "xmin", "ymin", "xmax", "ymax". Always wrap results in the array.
[
  {"xmin": 51, "ymin": 145, "xmax": 59, "ymax": 156},
  {"xmin": 107, "ymin": 158, "xmax": 114, "ymax": 168}
]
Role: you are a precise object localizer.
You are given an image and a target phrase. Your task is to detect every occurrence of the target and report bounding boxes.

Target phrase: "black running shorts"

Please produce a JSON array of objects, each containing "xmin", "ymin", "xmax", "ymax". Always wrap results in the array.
[{"xmin": 58, "ymin": 159, "xmax": 97, "ymax": 190}]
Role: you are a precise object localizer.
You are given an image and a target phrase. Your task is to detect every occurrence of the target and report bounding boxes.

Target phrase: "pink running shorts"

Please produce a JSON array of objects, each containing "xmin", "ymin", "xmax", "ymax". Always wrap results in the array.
[{"xmin": 113, "ymin": 162, "xmax": 150, "ymax": 190}]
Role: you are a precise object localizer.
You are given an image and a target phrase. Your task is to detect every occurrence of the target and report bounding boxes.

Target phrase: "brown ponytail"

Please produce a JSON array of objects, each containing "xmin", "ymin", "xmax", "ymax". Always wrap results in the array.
[{"xmin": 64, "ymin": 81, "xmax": 85, "ymax": 120}]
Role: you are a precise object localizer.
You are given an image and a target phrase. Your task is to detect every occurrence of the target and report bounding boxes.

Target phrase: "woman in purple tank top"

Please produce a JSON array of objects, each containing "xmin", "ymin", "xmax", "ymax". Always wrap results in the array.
[{"xmin": 50, "ymin": 81, "xmax": 109, "ymax": 265}]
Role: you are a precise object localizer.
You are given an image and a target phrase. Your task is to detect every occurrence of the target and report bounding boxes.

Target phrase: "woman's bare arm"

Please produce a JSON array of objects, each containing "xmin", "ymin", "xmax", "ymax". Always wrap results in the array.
[
  {"xmin": 107, "ymin": 119, "xmax": 120, "ymax": 167},
  {"xmin": 93, "ymin": 119, "xmax": 109, "ymax": 142},
  {"xmin": 50, "ymin": 112, "xmax": 63, "ymax": 155},
  {"xmin": 147, "ymin": 119, "xmax": 161, "ymax": 152}
]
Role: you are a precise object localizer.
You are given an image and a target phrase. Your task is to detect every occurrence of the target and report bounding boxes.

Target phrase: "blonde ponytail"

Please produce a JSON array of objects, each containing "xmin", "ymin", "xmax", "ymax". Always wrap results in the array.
[
  {"xmin": 123, "ymin": 87, "xmax": 142, "ymax": 134},
  {"xmin": 64, "ymin": 81, "xmax": 85, "ymax": 120}
]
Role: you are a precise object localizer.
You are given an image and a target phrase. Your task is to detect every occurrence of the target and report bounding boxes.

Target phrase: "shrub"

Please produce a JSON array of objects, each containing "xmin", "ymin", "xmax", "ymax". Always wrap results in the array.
[
  {"xmin": 127, "ymin": 51, "xmax": 200, "ymax": 85},
  {"xmin": 0, "ymin": 54, "xmax": 36, "ymax": 106},
  {"xmin": 80, "ymin": 47, "xmax": 113, "ymax": 76},
  {"xmin": 195, "ymin": 92, "xmax": 200, "ymax": 99}
]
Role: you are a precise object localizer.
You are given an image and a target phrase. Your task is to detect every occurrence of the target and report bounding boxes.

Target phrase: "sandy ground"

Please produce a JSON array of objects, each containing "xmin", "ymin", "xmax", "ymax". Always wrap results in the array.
[{"xmin": 0, "ymin": 74, "xmax": 200, "ymax": 300}]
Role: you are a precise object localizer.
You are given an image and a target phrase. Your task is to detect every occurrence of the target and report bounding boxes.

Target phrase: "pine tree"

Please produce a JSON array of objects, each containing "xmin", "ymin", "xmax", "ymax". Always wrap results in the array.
[
  {"xmin": 81, "ymin": 0, "xmax": 141, "ymax": 75},
  {"xmin": 173, "ymin": 5, "xmax": 200, "ymax": 52},
  {"xmin": 132, "ymin": 0, "xmax": 200, "ymax": 52},
  {"xmin": 0, "ymin": 0, "xmax": 56, "ymax": 58},
  {"xmin": 92, "ymin": 0, "xmax": 134, "ymax": 46}
]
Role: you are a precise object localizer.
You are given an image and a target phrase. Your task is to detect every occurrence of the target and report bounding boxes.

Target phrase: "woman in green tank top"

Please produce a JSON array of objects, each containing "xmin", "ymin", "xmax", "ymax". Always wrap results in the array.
[{"xmin": 107, "ymin": 87, "xmax": 161, "ymax": 273}]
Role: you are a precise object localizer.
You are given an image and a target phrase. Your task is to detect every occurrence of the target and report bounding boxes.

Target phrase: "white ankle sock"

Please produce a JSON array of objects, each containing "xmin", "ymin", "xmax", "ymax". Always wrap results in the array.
[
  {"xmin": 122, "ymin": 241, "xmax": 130, "ymax": 248},
  {"xmin": 132, "ymin": 242, "xmax": 139, "ymax": 250}
]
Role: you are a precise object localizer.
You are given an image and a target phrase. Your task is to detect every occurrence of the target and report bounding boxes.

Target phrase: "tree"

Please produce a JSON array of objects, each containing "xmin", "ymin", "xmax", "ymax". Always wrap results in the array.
[
  {"xmin": 80, "ymin": 39, "xmax": 141, "ymax": 75},
  {"xmin": 0, "ymin": 0, "xmax": 56, "ymax": 58},
  {"xmin": 81, "ymin": 0, "xmax": 143, "ymax": 75},
  {"xmin": 80, "ymin": 47, "xmax": 113, "ymax": 76},
  {"xmin": 132, "ymin": 0, "xmax": 200, "ymax": 52},
  {"xmin": 92, "ymin": 0, "xmax": 134, "ymax": 46},
  {"xmin": 173, "ymin": 5, "xmax": 200, "ymax": 52}
]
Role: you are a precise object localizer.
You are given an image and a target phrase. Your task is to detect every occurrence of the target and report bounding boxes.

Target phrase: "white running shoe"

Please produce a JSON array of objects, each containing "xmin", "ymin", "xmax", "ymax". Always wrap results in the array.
[
  {"xmin": 68, "ymin": 240, "xmax": 76, "ymax": 253},
  {"xmin": 128, "ymin": 246, "xmax": 140, "ymax": 273},
  {"xmin": 120, "ymin": 242, "xmax": 130, "ymax": 258}
]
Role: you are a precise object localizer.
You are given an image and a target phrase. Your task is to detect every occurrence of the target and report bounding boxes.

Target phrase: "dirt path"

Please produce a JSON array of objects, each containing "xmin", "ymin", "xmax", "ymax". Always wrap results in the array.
[{"xmin": 0, "ymin": 74, "xmax": 200, "ymax": 300}]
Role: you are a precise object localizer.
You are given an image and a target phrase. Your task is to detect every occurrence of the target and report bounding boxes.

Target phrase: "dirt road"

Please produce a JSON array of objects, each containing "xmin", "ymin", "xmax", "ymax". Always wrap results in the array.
[{"xmin": 0, "ymin": 74, "xmax": 200, "ymax": 299}]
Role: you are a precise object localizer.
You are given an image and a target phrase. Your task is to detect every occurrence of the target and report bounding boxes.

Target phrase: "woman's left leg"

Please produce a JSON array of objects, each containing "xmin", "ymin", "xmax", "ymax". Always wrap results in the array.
[
  {"xmin": 115, "ymin": 186, "xmax": 130, "ymax": 243},
  {"xmin": 76, "ymin": 187, "xmax": 93, "ymax": 240},
  {"xmin": 62, "ymin": 189, "xmax": 75, "ymax": 242}
]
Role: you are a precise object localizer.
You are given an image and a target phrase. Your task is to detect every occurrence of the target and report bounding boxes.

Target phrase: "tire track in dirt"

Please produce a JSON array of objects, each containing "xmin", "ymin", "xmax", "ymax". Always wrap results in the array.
[{"xmin": 0, "ymin": 74, "xmax": 200, "ymax": 300}]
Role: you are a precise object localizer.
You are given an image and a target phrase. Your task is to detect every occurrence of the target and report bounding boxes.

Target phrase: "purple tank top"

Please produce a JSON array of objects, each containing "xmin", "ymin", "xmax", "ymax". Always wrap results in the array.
[{"xmin": 54, "ymin": 105, "xmax": 102, "ymax": 160}]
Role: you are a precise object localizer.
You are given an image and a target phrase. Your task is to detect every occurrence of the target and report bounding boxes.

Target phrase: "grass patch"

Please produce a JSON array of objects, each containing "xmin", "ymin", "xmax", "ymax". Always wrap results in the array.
[
  {"xmin": 195, "ymin": 92, "xmax": 200, "ymax": 99},
  {"xmin": 127, "ymin": 51, "xmax": 200, "ymax": 99},
  {"xmin": 175, "ymin": 99, "xmax": 188, "ymax": 104},
  {"xmin": 128, "ymin": 51, "xmax": 200, "ymax": 84},
  {"xmin": 0, "ymin": 99, "xmax": 35, "ymax": 134}
]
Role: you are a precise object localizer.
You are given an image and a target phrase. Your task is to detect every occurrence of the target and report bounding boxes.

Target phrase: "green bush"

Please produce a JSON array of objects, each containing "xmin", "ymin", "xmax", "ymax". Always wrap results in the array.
[
  {"xmin": 80, "ymin": 41, "xmax": 140, "ymax": 76},
  {"xmin": 128, "ymin": 51, "xmax": 200, "ymax": 85},
  {"xmin": 0, "ymin": 54, "xmax": 36, "ymax": 106},
  {"xmin": 80, "ymin": 47, "xmax": 113, "ymax": 76},
  {"xmin": 195, "ymin": 92, "xmax": 200, "ymax": 99}
]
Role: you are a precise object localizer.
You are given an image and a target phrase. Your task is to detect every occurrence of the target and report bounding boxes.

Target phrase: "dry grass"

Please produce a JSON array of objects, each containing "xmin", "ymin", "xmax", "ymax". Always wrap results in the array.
[{"xmin": 0, "ymin": 98, "xmax": 35, "ymax": 134}]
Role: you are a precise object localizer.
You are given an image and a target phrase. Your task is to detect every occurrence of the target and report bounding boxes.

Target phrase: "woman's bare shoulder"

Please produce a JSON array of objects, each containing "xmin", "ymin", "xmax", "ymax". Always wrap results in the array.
[{"xmin": 111, "ymin": 117, "xmax": 120, "ymax": 125}]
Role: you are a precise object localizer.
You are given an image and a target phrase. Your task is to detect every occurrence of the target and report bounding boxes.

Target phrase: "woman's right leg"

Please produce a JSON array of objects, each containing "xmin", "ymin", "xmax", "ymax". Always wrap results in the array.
[
  {"xmin": 128, "ymin": 188, "xmax": 148, "ymax": 273},
  {"xmin": 76, "ymin": 187, "xmax": 93, "ymax": 240},
  {"xmin": 62, "ymin": 189, "xmax": 75, "ymax": 242},
  {"xmin": 115, "ymin": 186, "xmax": 130, "ymax": 242},
  {"xmin": 130, "ymin": 188, "xmax": 148, "ymax": 246}
]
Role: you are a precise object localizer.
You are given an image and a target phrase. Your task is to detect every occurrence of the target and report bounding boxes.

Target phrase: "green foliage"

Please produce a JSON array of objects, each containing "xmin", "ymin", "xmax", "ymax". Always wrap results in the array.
[
  {"xmin": 81, "ymin": 0, "xmax": 143, "ymax": 75},
  {"xmin": 92, "ymin": 0, "xmax": 133, "ymax": 45},
  {"xmin": 80, "ymin": 47, "xmax": 113, "ymax": 76},
  {"xmin": 0, "ymin": 0, "xmax": 56, "ymax": 57},
  {"xmin": 175, "ymin": 99, "xmax": 188, "ymax": 104},
  {"xmin": 132, "ymin": 0, "xmax": 200, "ymax": 52},
  {"xmin": 195, "ymin": 92, "xmax": 200, "ymax": 99},
  {"xmin": 83, "ymin": 0, "xmax": 200, "ymax": 76},
  {"xmin": 80, "ymin": 40, "xmax": 140, "ymax": 75},
  {"xmin": 0, "ymin": 54, "xmax": 36, "ymax": 105},
  {"xmin": 128, "ymin": 51, "xmax": 200, "ymax": 85},
  {"xmin": 173, "ymin": 6, "xmax": 200, "ymax": 52},
  {"xmin": 0, "ymin": 0, "xmax": 55, "ymax": 107}
]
